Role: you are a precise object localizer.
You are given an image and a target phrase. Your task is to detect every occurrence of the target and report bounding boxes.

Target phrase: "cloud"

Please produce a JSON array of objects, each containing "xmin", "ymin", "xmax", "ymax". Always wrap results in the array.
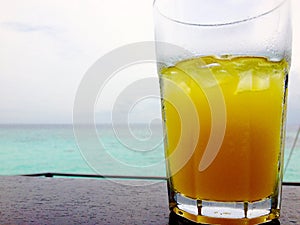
[
  {"xmin": 0, "ymin": 0, "xmax": 155, "ymax": 124},
  {"xmin": 1, "ymin": 21, "xmax": 57, "ymax": 33}
]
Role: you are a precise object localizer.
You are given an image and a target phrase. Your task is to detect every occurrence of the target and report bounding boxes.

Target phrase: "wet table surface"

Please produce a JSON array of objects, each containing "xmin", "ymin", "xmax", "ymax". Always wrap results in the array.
[{"xmin": 0, "ymin": 176, "xmax": 299, "ymax": 224}]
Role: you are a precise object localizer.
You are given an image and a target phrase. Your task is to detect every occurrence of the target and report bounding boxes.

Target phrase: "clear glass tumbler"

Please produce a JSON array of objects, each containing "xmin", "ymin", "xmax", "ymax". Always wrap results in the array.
[{"xmin": 153, "ymin": 0, "xmax": 292, "ymax": 224}]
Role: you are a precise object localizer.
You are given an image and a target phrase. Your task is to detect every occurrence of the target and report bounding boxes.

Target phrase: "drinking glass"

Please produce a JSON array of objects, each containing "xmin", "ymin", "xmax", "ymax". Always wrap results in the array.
[{"xmin": 153, "ymin": 0, "xmax": 292, "ymax": 224}]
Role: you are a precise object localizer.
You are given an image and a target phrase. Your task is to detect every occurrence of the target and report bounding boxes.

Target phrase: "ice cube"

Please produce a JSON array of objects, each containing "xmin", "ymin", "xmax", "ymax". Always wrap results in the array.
[
  {"xmin": 199, "ymin": 63, "xmax": 221, "ymax": 69},
  {"xmin": 236, "ymin": 70, "xmax": 270, "ymax": 93},
  {"xmin": 252, "ymin": 75, "xmax": 270, "ymax": 90},
  {"xmin": 236, "ymin": 71, "xmax": 253, "ymax": 92}
]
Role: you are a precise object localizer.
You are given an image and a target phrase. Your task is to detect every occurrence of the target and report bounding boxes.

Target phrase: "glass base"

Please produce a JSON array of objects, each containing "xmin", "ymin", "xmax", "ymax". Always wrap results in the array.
[{"xmin": 171, "ymin": 192, "xmax": 280, "ymax": 224}]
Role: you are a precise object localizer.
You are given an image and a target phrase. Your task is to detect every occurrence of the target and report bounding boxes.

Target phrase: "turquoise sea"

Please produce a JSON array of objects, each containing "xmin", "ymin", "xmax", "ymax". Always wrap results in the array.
[{"xmin": 0, "ymin": 124, "xmax": 299, "ymax": 182}]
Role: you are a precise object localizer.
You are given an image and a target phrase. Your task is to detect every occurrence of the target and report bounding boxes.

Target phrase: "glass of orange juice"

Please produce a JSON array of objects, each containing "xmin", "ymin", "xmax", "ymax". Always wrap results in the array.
[{"xmin": 153, "ymin": 0, "xmax": 292, "ymax": 224}]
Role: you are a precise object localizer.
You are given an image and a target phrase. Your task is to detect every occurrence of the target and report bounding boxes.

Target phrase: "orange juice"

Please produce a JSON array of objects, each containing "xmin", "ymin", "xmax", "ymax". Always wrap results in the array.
[{"xmin": 160, "ymin": 56, "xmax": 288, "ymax": 202}]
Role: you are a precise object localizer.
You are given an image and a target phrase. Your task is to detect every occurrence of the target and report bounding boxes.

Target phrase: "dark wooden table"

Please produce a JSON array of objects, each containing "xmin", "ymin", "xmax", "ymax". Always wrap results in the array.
[{"xmin": 0, "ymin": 176, "xmax": 299, "ymax": 224}]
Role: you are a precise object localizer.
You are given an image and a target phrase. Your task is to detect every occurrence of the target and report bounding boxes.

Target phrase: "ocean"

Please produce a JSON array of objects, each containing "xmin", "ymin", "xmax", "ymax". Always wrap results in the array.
[{"xmin": 0, "ymin": 124, "xmax": 299, "ymax": 182}]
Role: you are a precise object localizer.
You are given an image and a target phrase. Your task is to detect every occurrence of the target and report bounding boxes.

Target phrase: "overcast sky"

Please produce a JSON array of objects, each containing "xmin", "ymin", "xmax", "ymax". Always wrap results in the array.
[{"xmin": 0, "ymin": 0, "xmax": 299, "ymax": 125}]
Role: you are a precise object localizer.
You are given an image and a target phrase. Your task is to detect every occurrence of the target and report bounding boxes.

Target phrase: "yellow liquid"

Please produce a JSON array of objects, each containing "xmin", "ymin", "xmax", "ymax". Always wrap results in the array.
[{"xmin": 160, "ymin": 56, "xmax": 288, "ymax": 202}]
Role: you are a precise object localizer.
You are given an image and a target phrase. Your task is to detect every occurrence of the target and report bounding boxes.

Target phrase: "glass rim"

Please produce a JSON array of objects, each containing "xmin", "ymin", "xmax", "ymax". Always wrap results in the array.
[{"xmin": 153, "ymin": 0, "xmax": 289, "ymax": 27}]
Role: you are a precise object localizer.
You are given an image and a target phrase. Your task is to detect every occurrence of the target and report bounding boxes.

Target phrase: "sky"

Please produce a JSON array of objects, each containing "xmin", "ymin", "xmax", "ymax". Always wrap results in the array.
[{"xmin": 0, "ymin": 0, "xmax": 299, "ymax": 125}]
